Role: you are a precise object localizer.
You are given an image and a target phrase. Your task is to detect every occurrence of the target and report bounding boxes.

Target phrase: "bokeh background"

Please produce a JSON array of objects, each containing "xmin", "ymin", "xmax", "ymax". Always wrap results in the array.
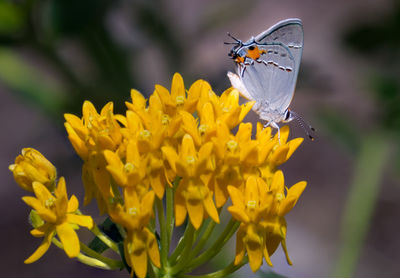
[{"xmin": 1, "ymin": 0, "xmax": 400, "ymax": 277}]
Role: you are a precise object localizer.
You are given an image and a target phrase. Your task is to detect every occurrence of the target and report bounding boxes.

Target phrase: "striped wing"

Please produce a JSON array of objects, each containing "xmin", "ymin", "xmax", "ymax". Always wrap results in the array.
[{"xmin": 240, "ymin": 18, "xmax": 303, "ymax": 113}]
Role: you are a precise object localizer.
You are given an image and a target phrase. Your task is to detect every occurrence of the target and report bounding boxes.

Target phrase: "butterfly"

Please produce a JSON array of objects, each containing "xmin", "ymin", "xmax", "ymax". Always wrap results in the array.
[{"xmin": 226, "ymin": 18, "xmax": 314, "ymax": 140}]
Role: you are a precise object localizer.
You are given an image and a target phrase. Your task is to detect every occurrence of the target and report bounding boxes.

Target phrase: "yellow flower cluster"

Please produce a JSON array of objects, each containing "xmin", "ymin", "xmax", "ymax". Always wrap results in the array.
[
  {"xmin": 9, "ymin": 148, "xmax": 94, "ymax": 263},
  {"xmin": 10, "ymin": 73, "xmax": 307, "ymax": 277}
]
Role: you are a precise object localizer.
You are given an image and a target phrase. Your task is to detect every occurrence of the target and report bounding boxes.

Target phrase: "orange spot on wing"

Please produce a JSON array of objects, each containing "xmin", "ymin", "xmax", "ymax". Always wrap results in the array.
[
  {"xmin": 235, "ymin": 56, "xmax": 245, "ymax": 64},
  {"xmin": 246, "ymin": 45, "xmax": 263, "ymax": 60}
]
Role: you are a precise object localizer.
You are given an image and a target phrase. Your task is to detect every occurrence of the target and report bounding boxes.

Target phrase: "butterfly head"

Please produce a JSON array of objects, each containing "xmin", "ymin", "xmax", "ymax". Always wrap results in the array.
[{"xmin": 225, "ymin": 33, "xmax": 244, "ymax": 59}]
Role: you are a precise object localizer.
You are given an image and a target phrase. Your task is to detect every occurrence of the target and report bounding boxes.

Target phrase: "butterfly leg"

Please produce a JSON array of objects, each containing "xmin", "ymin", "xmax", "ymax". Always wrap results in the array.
[
  {"xmin": 269, "ymin": 121, "xmax": 281, "ymax": 144},
  {"xmin": 240, "ymin": 65, "xmax": 246, "ymax": 77}
]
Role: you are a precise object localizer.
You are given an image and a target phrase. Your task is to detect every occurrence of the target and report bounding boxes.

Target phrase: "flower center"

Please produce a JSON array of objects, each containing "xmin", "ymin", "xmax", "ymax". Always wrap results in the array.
[
  {"xmin": 139, "ymin": 129, "xmax": 151, "ymax": 140},
  {"xmin": 45, "ymin": 197, "xmax": 56, "ymax": 208},
  {"xmin": 124, "ymin": 163, "xmax": 135, "ymax": 173},
  {"xmin": 186, "ymin": 156, "xmax": 195, "ymax": 165},
  {"xmin": 176, "ymin": 95, "xmax": 185, "ymax": 106},
  {"xmin": 226, "ymin": 140, "xmax": 238, "ymax": 152},
  {"xmin": 247, "ymin": 200, "xmax": 257, "ymax": 209},
  {"xmin": 198, "ymin": 124, "xmax": 207, "ymax": 135},
  {"xmin": 161, "ymin": 114, "xmax": 170, "ymax": 125},
  {"xmin": 275, "ymin": 193, "xmax": 284, "ymax": 202},
  {"xmin": 127, "ymin": 207, "xmax": 138, "ymax": 216}
]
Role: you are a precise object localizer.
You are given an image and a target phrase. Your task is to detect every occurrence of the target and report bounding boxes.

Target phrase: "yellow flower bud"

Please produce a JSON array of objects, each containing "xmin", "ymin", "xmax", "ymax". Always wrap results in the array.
[{"xmin": 9, "ymin": 148, "xmax": 56, "ymax": 192}]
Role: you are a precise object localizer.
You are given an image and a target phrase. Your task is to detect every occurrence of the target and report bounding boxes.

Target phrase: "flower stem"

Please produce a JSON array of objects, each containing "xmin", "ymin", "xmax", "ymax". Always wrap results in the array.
[
  {"xmin": 170, "ymin": 223, "xmax": 195, "ymax": 275},
  {"xmin": 148, "ymin": 259, "xmax": 157, "ymax": 278},
  {"xmin": 185, "ymin": 219, "xmax": 239, "ymax": 272},
  {"xmin": 189, "ymin": 208, "xmax": 221, "ymax": 259},
  {"xmin": 51, "ymin": 238, "xmax": 123, "ymax": 270},
  {"xmin": 178, "ymin": 258, "xmax": 248, "ymax": 278},
  {"xmin": 76, "ymin": 209, "xmax": 119, "ymax": 252},
  {"xmin": 166, "ymin": 186, "xmax": 174, "ymax": 250},
  {"xmin": 169, "ymin": 221, "xmax": 194, "ymax": 264},
  {"xmin": 90, "ymin": 224, "xmax": 120, "ymax": 252},
  {"xmin": 156, "ymin": 198, "xmax": 169, "ymax": 268},
  {"xmin": 79, "ymin": 242, "xmax": 124, "ymax": 269}
]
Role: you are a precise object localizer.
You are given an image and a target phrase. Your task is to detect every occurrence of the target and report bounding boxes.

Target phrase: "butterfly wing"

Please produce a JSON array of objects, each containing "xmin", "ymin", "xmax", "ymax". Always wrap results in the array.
[
  {"xmin": 240, "ymin": 18, "xmax": 303, "ymax": 113},
  {"xmin": 227, "ymin": 71, "xmax": 254, "ymax": 100}
]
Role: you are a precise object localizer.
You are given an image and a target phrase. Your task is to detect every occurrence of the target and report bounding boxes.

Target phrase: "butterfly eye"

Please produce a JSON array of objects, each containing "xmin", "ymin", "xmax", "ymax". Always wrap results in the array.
[
  {"xmin": 248, "ymin": 45, "xmax": 255, "ymax": 50},
  {"xmin": 229, "ymin": 51, "xmax": 238, "ymax": 59}
]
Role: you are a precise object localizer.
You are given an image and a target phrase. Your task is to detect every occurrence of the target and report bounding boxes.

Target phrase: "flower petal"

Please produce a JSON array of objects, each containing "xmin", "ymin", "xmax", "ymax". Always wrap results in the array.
[
  {"xmin": 67, "ymin": 195, "xmax": 79, "ymax": 213},
  {"xmin": 32, "ymin": 181, "xmax": 54, "ymax": 203},
  {"xmin": 66, "ymin": 214, "xmax": 94, "ymax": 229},
  {"xmin": 24, "ymin": 229, "xmax": 55, "ymax": 264},
  {"xmin": 234, "ymin": 225, "xmax": 246, "ymax": 265},
  {"xmin": 56, "ymin": 222, "xmax": 80, "ymax": 258},
  {"xmin": 279, "ymin": 181, "xmax": 307, "ymax": 216},
  {"xmin": 161, "ymin": 146, "xmax": 178, "ymax": 173},
  {"xmin": 55, "ymin": 177, "xmax": 68, "ymax": 217},
  {"xmin": 22, "ymin": 196, "xmax": 57, "ymax": 223},
  {"xmin": 145, "ymin": 228, "xmax": 161, "ymax": 268}
]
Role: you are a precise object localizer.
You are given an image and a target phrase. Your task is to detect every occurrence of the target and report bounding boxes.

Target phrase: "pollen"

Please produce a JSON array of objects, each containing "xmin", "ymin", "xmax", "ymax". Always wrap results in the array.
[
  {"xmin": 247, "ymin": 200, "xmax": 257, "ymax": 209},
  {"xmin": 161, "ymin": 114, "xmax": 170, "ymax": 125},
  {"xmin": 127, "ymin": 207, "xmax": 138, "ymax": 216},
  {"xmin": 124, "ymin": 163, "xmax": 135, "ymax": 173},
  {"xmin": 198, "ymin": 124, "xmax": 207, "ymax": 135},
  {"xmin": 176, "ymin": 95, "xmax": 185, "ymax": 106},
  {"xmin": 275, "ymin": 193, "xmax": 284, "ymax": 202},
  {"xmin": 45, "ymin": 197, "xmax": 55, "ymax": 208},
  {"xmin": 186, "ymin": 156, "xmax": 195, "ymax": 165},
  {"xmin": 226, "ymin": 140, "xmax": 238, "ymax": 152},
  {"xmin": 139, "ymin": 130, "xmax": 151, "ymax": 140}
]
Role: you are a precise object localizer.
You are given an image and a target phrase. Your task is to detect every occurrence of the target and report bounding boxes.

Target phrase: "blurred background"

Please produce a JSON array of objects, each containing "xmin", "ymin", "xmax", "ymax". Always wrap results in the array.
[{"xmin": 1, "ymin": 0, "xmax": 400, "ymax": 277}]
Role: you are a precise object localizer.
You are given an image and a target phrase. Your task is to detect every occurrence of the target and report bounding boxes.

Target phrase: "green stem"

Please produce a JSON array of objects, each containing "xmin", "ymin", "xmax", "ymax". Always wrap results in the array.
[
  {"xmin": 76, "ymin": 209, "xmax": 119, "ymax": 252},
  {"xmin": 185, "ymin": 219, "xmax": 239, "ymax": 272},
  {"xmin": 156, "ymin": 198, "xmax": 169, "ymax": 268},
  {"xmin": 90, "ymin": 224, "xmax": 120, "ymax": 252},
  {"xmin": 148, "ymin": 259, "xmax": 157, "ymax": 278},
  {"xmin": 80, "ymin": 242, "xmax": 124, "ymax": 269},
  {"xmin": 178, "ymin": 258, "xmax": 248, "ymax": 278},
  {"xmin": 190, "ymin": 219, "xmax": 217, "ymax": 259},
  {"xmin": 170, "ymin": 223, "xmax": 196, "ymax": 275},
  {"xmin": 169, "ymin": 221, "xmax": 194, "ymax": 264},
  {"xmin": 166, "ymin": 186, "xmax": 174, "ymax": 250},
  {"xmin": 51, "ymin": 238, "xmax": 123, "ymax": 270}
]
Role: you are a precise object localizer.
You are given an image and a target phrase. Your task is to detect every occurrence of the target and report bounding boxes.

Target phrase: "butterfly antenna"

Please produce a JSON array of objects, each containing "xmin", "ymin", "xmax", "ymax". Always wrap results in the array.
[
  {"xmin": 291, "ymin": 110, "xmax": 316, "ymax": 141},
  {"xmin": 226, "ymin": 32, "xmax": 241, "ymax": 42}
]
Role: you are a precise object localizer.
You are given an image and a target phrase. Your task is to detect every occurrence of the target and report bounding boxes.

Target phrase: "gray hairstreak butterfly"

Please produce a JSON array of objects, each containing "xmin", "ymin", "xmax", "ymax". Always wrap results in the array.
[{"xmin": 226, "ymin": 18, "xmax": 314, "ymax": 140}]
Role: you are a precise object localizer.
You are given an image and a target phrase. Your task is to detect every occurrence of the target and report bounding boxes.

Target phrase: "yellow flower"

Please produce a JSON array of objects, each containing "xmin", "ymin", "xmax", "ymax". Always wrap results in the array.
[
  {"xmin": 125, "ymin": 96, "xmax": 178, "ymax": 199},
  {"xmin": 9, "ymin": 148, "xmax": 57, "ymax": 192},
  {"xmin": 155, "ymin": 73, "xmax": 201, "ymax": 116},
  {"xmin": 211, "ymin": 121, "xmax": 258, "ymax": 208},
  {"xmin": 205, "ymin": 88, "xmax": 254, "ymax": 130},
  {"xmin": 125, "ymin": 228, "xmax": 160, "ymax": 278},
  {"xmin": 108, "ymin": 189, "xmax": 160, "ymax": 278},
  {"xmin": 162, "ymin": 134, "xmax": 219, "ymax": 229},
  {"xmin": 257, "ymin": 124, "xmax": 304, "ymax": 182},
  {"xmin": 228, "ymin": 176, "xmax": 272, "ymax": 271},
  {"xmin": 108, "ymin": 188, "xmax": 155, "ymax": 230},
  {"xmin": 104, "ymin": 140, "xmax": 148, "ymax": 197},
  {"xmin": 22, "ymin": 177, "xmax": 93, "ymax": 263},
  {"xmin": 64, "ymin": 101, "xmax": 123, "ymax": 160},
  {"xmin": 64, "ymin": 101, "xmax": 123, "ymax": 210},
  {"xmin": 262, "ymin": 170, "xmax": 307, "ymax": 265}
]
